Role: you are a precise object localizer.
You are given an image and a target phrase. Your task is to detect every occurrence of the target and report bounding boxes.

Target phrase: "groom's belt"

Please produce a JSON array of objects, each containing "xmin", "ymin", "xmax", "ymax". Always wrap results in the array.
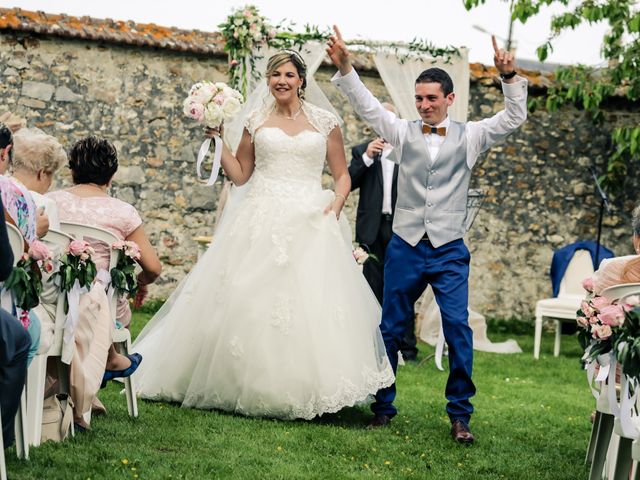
[{"xmin": 420, "ymin": 232, "xmax": 430, "ymax": 241}]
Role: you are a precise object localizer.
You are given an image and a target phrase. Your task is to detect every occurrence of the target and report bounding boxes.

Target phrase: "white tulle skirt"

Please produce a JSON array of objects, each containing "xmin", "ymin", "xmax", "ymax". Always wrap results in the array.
[{"xmin": 133, "ymin": 182, "xmax": 394, "ymax": 420}]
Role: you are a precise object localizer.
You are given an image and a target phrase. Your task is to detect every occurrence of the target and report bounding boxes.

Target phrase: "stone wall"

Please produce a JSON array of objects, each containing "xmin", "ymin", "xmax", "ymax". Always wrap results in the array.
[{"xmin": 1, "ymin": 32, "xmax": 639, "ymax": 319}]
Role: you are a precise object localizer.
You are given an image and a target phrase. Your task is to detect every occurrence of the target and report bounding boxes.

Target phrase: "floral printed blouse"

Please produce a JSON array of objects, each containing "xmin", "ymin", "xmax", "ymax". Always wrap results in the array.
[{"xmin": 0, "ymin": 174, "xmax": 37, "ymax": 243}]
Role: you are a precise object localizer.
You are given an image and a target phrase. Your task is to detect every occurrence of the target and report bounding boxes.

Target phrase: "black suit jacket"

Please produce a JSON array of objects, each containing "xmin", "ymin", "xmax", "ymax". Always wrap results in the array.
[{"xmin": 348, "ymin": 141, "xmax": 398, "ymax": 246}]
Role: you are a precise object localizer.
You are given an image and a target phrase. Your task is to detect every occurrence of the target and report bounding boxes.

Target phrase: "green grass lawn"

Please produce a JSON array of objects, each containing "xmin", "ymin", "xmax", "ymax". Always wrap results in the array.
[{"xmin": 5, "ymin": 312, "xmax": 593, "ymax": 480}]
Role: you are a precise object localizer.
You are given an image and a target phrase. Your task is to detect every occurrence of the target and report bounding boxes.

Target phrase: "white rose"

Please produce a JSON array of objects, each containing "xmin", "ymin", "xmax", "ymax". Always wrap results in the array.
[
  {"xmin": 222, "ymin": 97, "xmax": 242, "ymax": 117},
  {"xmin": 204, "ymin": 103, "xmax": 224, "ymax": 128}
]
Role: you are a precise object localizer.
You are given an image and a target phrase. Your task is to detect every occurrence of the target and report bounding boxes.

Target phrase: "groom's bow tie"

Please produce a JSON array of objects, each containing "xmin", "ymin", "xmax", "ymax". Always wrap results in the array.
[{"xmin": 422, "ymin": 125, "xmax": 447, "ymax": 136}]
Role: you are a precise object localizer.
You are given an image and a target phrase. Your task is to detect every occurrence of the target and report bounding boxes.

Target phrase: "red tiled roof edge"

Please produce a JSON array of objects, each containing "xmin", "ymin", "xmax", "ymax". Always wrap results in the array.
[
  {"xmin": 0, "ymin": 7, "xmax": 554, "ymax": 86},
  {"xmin": 0, "ymin": 7, "xmax": 226, "ymax": 55}
]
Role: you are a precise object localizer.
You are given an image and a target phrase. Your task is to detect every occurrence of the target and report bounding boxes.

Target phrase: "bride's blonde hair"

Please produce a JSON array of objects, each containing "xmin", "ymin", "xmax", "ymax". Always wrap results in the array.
[
  {"xmin": 623, "ymin": 203, "xmax": 640, "ymax": 283},
  {"xmin": 265, "ymin": 50, "xmax": 307, "ymax": 99}
]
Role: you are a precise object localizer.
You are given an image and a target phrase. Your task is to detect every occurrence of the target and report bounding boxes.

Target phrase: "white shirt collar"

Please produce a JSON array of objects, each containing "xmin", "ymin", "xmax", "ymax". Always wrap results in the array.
[{"xmin": 422, "ymin": 116, "xmax": 450, "ymax": 129}]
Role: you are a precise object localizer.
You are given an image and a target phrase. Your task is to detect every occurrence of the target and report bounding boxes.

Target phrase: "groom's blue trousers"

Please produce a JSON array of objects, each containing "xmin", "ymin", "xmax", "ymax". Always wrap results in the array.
[{"xmin": 372, "ymin": 234, "xmax": 476, "ymax": 424}]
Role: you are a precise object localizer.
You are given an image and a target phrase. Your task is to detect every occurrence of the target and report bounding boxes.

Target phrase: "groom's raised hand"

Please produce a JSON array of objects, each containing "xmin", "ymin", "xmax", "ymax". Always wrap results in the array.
[
  {"xmin": 326, "ymin": 25, "xmax": 352, "ymax": 76},
  {"xmin": 492, "ymin": 35, "xmax": 516, "ymax": 82}
]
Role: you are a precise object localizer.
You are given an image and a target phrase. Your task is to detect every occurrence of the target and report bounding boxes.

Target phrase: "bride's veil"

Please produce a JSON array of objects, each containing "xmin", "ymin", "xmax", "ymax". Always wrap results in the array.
[{"xmin": 133, "ymin": 42, "xmax": 340, "ymax": 346}]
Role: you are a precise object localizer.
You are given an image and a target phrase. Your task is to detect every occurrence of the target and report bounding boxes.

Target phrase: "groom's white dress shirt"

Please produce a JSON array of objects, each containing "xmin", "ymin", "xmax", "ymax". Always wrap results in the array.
[{"xmin": 332, "ymin": 69, "xmax": 529, "ymax": 169}]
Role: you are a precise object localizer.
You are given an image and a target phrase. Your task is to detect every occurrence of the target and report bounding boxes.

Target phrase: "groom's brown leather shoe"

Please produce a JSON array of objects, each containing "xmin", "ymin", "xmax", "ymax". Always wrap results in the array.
[
  {"xmin": 450, "ymin": 420, "xmax": 475, "ymax": 444},
  {"xmin": 367, "ymin": 414, "xmax": 392, "ymax": 428}
]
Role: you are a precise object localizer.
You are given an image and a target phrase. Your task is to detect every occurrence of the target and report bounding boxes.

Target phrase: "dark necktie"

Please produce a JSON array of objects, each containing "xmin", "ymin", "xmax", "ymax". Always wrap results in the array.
[{"xmin": 422, "ymin": 125, "xmax": 446, "ymax": 136}]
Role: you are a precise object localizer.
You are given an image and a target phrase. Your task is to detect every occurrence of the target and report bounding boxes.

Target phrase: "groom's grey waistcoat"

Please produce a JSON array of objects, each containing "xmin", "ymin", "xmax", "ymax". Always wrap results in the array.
[{"xmin": 392, "ymin": 120, "xmax": 471, "ymax": 248}]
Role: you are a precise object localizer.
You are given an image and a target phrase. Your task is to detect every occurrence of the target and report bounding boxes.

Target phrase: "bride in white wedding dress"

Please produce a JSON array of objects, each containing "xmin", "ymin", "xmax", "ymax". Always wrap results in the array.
[{"xmin": 132, "ymin": 50, "xmax": 394, "ymax": 420}]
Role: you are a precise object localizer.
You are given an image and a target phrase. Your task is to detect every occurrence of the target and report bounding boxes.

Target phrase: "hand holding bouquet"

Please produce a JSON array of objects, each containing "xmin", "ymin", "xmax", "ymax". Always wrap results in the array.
[{"xmin": 183, "ymin": 81, "xmax": 244, "ymax": 186}]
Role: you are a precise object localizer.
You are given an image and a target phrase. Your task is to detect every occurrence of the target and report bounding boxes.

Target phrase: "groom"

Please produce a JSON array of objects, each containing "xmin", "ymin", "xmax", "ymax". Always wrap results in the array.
[{"xmin": 328, "ymin": 27, "xmax": 527, "ymax": 443}]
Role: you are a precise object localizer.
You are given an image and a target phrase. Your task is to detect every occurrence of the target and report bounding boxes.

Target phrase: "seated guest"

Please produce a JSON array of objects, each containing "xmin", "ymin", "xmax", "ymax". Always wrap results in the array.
[
  {"xmin": 11, "ymin": 128, "xmax": 66, "ymax": 230},
  {"xmin": 592, "ymin": 203, "xmax": 640, "ymax": 295},
  {"xmin": 48, "ymin": 136, "xmax": 162, "ymax": 323},
  {"xmin": 0, "ymin": 122, "xmax": 43, "ymax": 362},
  {"xmin": 0, "ymin": 121, "xmax": 49, "ymax": 241},
  {"xmin": 10, "ymin": 128, "xmax": 67, "ymax": 355},
  {"xmin": 47, "ymin": 136, "xmax": 161, "ymax": 428},
  {"xmin": 0, "ymin": 196, "xmax": 31, "ymax": 449}
]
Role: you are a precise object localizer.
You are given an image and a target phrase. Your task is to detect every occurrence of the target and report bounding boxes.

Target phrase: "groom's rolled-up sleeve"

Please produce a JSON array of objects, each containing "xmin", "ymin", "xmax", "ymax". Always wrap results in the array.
[{"xmin": 332, "ymin": 70, "xmax": 408, "ymax": 148}]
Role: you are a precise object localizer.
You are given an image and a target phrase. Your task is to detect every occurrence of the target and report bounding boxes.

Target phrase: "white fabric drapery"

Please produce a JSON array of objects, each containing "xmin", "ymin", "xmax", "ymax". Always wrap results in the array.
[{"xmin": 373, "ymin": 48, "xmax": 470, "ymax": 122}]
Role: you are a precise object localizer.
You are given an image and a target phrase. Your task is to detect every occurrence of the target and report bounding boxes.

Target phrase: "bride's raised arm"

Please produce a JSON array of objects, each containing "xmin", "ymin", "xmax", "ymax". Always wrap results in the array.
[
  {"xmin": 324, "ymin": 125, "xmax": 351, "ymax": 219},
  {"xmin": 204, "ymin": 127, "xmax": 255, "ymax": 186}
]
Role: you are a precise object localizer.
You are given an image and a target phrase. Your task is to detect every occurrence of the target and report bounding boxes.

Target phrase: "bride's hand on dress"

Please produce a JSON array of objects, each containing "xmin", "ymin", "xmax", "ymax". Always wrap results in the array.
[{"xmin": 323, "ymin": 198, "xmax": 344, "ymax": 219}]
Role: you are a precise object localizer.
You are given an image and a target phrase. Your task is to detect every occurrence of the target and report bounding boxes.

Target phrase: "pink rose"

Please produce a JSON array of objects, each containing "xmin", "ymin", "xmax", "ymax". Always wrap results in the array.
[
  {"xmin": 112, "ymin": 240, "xmax": 125, "ymax": 250},
  {"xmin": 576, "ymin": 316, "xmax": 589, "ymax": 328},
  {"xmin": 598, "ymin": 304, "xmax": 626, "ymax": 327},
  {"xmin": 581, "ymin": 300, "xmax": 595, "ymax": 317},
  {"xmin": 68, "ymin": 239, "xmax": 90, "ymax": 256},
  {"xmin": 183, "ymin": 102, "xmax": 205, "ymax": 122},
  {"xmin": 124, "ymin": 241, "xmax": 141, "ymax": 260},
  {"xmin": 582, "ymin": 276, "xmax": 595, "ymax": 293},
  {"xmin": 230, "ymin": 59, "xmax": 239, "ymax": 67},
  {"xmin": 592, "ymin": 324, "xmax": 613, "ymax": 340},
  {"xmin": 213, "ymin": 93, "xmax": 225, "ymax": 106},
  {"xmin": 28, "ymin": 239, "xmax": 51, "ymax": 261},
  {"xmin": 42, "ymin": 260, "xmax": 54, "ymax": 273},
  {"xmin": 591, "ymin": 296, "xmax": 611, "ymax": 312}
]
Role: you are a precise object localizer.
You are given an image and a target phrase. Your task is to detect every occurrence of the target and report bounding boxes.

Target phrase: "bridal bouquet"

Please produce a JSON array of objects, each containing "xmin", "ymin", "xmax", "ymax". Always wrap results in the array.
[
  {"xmin": 183, "ymin": 81, "xmax": 244, "ymax": 186},
  {"xmin": 110, "ymin": 240, "xmax": 141, "ymax": 297},
  {"xmin": 3, "ymin": 240, "xmax": 53, "ymax": 328}
]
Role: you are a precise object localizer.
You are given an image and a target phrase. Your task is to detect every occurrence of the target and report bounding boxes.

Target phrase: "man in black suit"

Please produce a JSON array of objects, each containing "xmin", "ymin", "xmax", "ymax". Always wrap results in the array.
[
  {"xmin": 0, "ymin": 195, "xmax": 31, "ymax": 449},
  {"xmin": 348, "ymin": 103, "xmax": 418, "ymax": 361}
]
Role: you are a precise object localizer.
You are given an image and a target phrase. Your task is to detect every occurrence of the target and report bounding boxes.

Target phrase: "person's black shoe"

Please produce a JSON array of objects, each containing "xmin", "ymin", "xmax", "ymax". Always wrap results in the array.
[
  {"xmin": 450, "ymin": 420, "xmax": 475, "ymax": 444},
  {"xmin": 367, "ymin": 414, "xmax": 392, "ymax": 428}
]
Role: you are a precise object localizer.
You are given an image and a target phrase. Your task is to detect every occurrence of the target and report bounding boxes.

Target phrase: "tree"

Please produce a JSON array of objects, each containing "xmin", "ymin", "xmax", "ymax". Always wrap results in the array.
[{"xmin": 463, "ymin": 0, "xmax": 640, "ymax": 194}]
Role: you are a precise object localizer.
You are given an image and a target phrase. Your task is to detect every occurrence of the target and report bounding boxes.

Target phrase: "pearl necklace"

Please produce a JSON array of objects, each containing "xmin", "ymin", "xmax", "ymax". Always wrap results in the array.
[{"xmin": 276, "ymin": 104, "xmax": 303, "ymax": 121}]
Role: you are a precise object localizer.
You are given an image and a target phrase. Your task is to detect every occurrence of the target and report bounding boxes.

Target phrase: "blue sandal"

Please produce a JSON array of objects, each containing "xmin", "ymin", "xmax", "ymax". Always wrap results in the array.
[{"xmin": 101, "ymin": 353, "xmax": 143, "ymax": 389}]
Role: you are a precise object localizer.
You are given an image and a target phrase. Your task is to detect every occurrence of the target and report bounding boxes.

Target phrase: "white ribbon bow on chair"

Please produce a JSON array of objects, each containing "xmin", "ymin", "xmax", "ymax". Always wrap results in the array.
[{"xmin": 62, "ymin": 279, "xmax": 88, "ymax": 345}]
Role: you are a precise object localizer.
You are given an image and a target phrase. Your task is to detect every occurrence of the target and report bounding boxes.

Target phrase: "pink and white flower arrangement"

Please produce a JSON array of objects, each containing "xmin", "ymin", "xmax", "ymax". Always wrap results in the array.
[
  {"xmin": 183, "ymin": 81, "xmax": 243, "ymax": 129},
  {"xmin": 28, "ymin": 239, "xmax": 54, "ymax": 273},
  {"xmin": 67, "ymin": 239, "xmax": 95, "ymax": 262},
  {"xmin": 112, "ymin": 240, "xmax": 141, "ymax": 261},
  {"xmin": 111, "ymin": 240, "xmax": 141, "ymax": 297}
]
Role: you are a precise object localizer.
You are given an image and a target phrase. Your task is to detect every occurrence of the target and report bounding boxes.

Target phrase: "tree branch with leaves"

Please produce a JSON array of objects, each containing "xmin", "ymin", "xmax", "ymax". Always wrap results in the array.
[{"xmin": 464, "ymin": 0, "xmax": 639, "ymax": 195}]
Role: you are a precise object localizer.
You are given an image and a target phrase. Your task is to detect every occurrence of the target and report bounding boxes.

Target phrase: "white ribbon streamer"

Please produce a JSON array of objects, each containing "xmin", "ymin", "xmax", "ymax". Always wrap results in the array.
[
  {"xmin": 96, "ymin": 269, "xmax": 115, "ymax": 325},
  {"xmin": 434, "ymin": 324, "xmax": 445, "ymax": 371},
  {"xmin": 619, "ymin": 375, "xmax": 640, "ymax": 439},
  {"xmin": 607, "ymin": 353, "xmax": 621, "ymax": 418},
  {"xmin": 196, "ymin": 135, "xmax": 223, "ymax": 186},
  {"xmin": 62, "ymin": 279, "xmax": 88, "ymax": 346}
]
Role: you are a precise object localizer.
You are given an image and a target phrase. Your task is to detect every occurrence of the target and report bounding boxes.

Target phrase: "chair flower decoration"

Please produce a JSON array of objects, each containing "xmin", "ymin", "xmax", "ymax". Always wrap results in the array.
[
  {"xmin": 3, "ymin": 239, "xmax": 53, "ymax": 328},
  {"xmin": 110, "ymin": 240, "xmax": 141, "ymax": 298},
  {"xmin": 54, "ymin": 239, "xmax": 96, "ymax": 344}
]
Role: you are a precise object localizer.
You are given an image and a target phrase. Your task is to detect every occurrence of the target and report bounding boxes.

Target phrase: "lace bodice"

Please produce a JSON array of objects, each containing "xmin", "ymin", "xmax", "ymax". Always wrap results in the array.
[{"xmin": 244, "ymin": 102, "xmax": 339, "ymax": 197}]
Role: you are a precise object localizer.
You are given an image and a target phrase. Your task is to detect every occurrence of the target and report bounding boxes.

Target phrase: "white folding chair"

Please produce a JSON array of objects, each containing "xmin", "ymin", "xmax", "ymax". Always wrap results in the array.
[
  {"xmin": 4, "ymin": 223, "xmax": 29, "ymax": 460},
  {"xmin": 533, "ymin": 249, "xmax": 594, "ymax": 359},
  {"xmin": 59, "ymin": 222, "xmax": 138, "ymax": 419},
  {"xmin": 24, "ymin": 228, "xmax": 74, "ymax": 447}
]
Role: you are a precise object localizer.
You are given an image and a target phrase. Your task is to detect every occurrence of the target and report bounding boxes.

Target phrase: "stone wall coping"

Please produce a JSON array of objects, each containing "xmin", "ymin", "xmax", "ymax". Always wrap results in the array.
[{"xmin": 0, "ymin": 7, "xmax": 556, "ymax": 88}]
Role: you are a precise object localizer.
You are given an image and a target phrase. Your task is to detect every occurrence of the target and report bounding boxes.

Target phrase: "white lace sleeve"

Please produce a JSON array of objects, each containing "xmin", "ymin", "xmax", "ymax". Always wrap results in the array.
[
  {"xmin": 303, "ymin": 102, "xmax": 340, "ymax": 138},
  {"xmin": 244, "ymin": 109, "xmax": 264, "ymax": 141}
]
